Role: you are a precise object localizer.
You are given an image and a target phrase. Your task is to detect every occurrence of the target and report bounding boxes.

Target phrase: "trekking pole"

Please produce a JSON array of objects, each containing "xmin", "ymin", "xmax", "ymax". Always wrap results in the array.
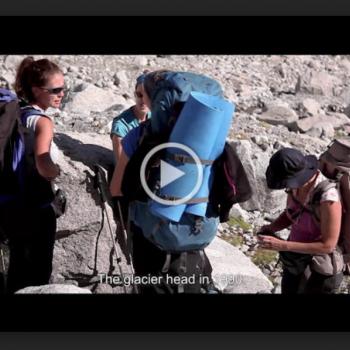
[
  {"xmin": 115, "ymin": 199, "xmax": 135, "ymax": 274},
  {"xmin": 94, "ymin": 165, "xmax": 128, "ymax": 294},
  {"xmin": 0, "ymin": 245, "xmax": 7, "ymax": 292},
  {"xmin": 114, "ymin": 197, "xmax": 139, "ymax": 294}
]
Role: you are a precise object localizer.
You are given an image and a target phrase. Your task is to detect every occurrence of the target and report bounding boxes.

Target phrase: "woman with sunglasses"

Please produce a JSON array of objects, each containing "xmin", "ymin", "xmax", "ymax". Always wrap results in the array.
[
  {"xmin": 110, "ymin": 73, "xmax": 151, "ymax": 164},
  {"xmin": 257, "ymin": 148, "xmax": 343, "ymax": 294},
  {"xmin": 1, "ymin": 57, "xmax": 64, "ymax": 293}
]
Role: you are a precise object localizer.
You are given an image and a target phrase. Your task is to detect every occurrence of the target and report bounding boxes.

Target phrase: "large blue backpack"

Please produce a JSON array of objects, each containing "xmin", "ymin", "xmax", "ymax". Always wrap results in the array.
[
  {"xmin": 123, "ymin": 72, "xmax": 251, "ymax": 252},
  {"xmin": 145, "ymin": 71, "xmax": 224, "ymax": 135}
]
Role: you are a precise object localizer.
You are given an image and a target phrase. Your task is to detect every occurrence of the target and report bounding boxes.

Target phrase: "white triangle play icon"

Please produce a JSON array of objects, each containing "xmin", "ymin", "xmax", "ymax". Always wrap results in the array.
[{"xmin": 160, "ymin": 160, "xmax": 186, "ymax": 188}]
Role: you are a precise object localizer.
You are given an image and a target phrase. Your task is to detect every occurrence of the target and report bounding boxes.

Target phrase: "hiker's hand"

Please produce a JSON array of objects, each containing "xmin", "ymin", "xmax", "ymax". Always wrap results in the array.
[
  {"xmin": 110, "ymin": 185, "xmax": 122, "ymax": 197},
  {"xmin": 44, "ymin": 165, "xmax": 60, "ymax": 181},
  {"xmin": 257, "ymin": 235, "xmax": 286, "ymax": 251},
  {"xmin": 256, "ymin": 224, "xmax": 274, "ymax": 236},
  {"xmin": 111, "ymin": 196, "xmax": 123, "ymax": 209}
]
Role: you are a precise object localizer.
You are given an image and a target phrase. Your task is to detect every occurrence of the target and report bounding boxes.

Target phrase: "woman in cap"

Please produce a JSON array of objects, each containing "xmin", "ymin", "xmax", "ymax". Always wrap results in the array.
[{"xmin": 257, "ymin": 148, "xmax": 343, "ymax": 294}]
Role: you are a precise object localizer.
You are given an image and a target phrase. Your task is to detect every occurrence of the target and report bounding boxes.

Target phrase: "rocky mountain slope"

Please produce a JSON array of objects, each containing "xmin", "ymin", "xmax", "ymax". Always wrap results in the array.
[{"xmin": 1, "ymin": 55, "xmax": 349, "ymax": 293}]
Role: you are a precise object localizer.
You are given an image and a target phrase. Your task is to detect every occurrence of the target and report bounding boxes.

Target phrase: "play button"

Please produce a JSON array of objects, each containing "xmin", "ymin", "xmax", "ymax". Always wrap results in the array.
[
  {"xmin": 140, "ymin": 142, "xmax": 203, "ymax": 206},
  {"xmin": 160, "ymin": 160, "xmax": 185, "ymax": 188}
]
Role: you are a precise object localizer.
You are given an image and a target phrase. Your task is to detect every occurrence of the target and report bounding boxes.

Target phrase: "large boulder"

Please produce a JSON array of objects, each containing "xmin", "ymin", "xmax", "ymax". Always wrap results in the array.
[
  {"xmin": 257, "ymin": 103, "xmax": 299, "ymax": 127},
  {"xmin": 299, "ymin": 98, "xmax": 321, "ymax": 117},
  {"xmin": 231, "ymin": 140, "xmax": 286, "ymax": 214},
  {"xmin": 16, "ymin": 284, "xmax": 92, "ymax": 294},
  {"xmin": 51, "ymin": 131, "xmax": 132, "ymax": 293},
  {"xmin": 296, "ymin": 71, "xmax": 342, "ymax": 96},
  {"xmin": 62, "ymin": 84, "xmax": 127, "ymax": 114},
  {"xmin": 306, "ymin": 122, "xmax": 335, "ymax": 139},
  {"xmin": 289, "ymin": 113, "xmax": 349, "ymax": 133},
  {"xmin": 205, "ymin": 237, "xmax": 273, "ymax": 293}
]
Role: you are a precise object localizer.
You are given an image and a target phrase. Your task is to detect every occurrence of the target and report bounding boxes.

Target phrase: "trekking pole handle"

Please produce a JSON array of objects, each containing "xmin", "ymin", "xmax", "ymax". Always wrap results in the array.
[{"xmin": 94, "ymin": 165, "xmax": 109, "ymax": 204}]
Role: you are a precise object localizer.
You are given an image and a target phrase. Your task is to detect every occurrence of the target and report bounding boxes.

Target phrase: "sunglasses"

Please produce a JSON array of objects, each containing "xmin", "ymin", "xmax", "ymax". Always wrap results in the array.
[{"xmin": 40, "ymin": 86, "xmax": 66, "ymax": 95}]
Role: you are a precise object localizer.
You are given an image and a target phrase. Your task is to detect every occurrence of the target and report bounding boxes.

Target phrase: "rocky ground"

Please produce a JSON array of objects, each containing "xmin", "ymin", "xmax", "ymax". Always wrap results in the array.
[{"xmin": 1, "ymin": 55, "xmax": 350, "ymax": 293}]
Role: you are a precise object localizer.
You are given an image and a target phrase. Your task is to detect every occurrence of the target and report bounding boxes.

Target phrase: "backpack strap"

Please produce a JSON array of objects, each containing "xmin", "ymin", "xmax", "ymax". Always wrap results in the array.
[
  {"xmin": 285, "ymin": 189, "xmax": 312, "ymax": 221},
  {"xmin": 285, "ymin": 179, "xmax": 338, "ymax": 224},
  {"xmin": 167, "ymin": 153, "xmax": 214, "ymax": 165},
  {"xmin": 20, "ymin": 106, "xmax": 47, "ymax": 124},
  {"xmin": 157, "ymin": 194, "xmax": 208, "ymax": 204},
  {"xmin": 309, "ymin": 180, "xmax": 339, "ymax": 223}
]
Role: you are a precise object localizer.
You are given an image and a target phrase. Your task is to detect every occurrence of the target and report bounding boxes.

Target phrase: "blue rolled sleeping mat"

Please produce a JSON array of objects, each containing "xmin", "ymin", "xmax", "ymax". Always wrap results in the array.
[
  {"xmin": 149, "ymin": 91, "xmax": 235, "ymax": 222},
  {"xmin": 185, "ymin": 96, "xmax": 235, "ymax": 216}
]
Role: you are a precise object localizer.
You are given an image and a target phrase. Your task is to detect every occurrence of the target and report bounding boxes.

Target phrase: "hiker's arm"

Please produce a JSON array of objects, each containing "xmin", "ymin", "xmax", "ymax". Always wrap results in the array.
[
  {"xmin": 34, "ymin": 116, "xmax": 60, "ymax": 181},
  {"xmin": 111, "ymin": 135, "xmax": 123, "ymax": 164},
  {"xmin": 257, "ymin": 195, "xmax": 293, "ymax": 235},
  {"xmin": 110, "ymin": 148, "xmax": 129, "ymax": 196},
  {"xmin": 258, "ymin": 211, "xmax": 292, "ymax": 234},
  {"xmin": 259, "ymin": 201, "xmax": 342, "ymax": 254}
]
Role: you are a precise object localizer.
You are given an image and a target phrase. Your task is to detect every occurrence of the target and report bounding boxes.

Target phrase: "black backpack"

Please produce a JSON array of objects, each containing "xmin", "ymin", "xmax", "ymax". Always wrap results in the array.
[
  {"xmin": 210, "ymin": 142, "xmax": 253, "ymax": 222},
  {"xmin": 0, "ymin": 88, "xmax": 54, "ymax": 207},
  {"xmin": 0, "ymin": 88, "xmax": 24, "ymax": 197}
]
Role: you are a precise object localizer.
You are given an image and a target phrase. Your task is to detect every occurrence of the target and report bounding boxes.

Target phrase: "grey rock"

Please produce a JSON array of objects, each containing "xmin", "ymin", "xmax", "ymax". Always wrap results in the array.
[
  {"xmin": 306, "ymin": 122, "xmax": 335, "ymax": 139},
  {"xmin": 114, "ymin": 71, "xmax": 129, "ymax": 87},
  {"xmin": 299, "ymin": 98, "xmax": 321, "ymax": 117},
  {"xmin": 63, "ymin": 84, "xmax": 125, "ymax": 114},
  {"xmin": 133, "ymin": 56, "xmax": 148, "ymax": 66},
  {"xmin": 339, "ymin": 59, "xmax": 350, "ymax": 73},
  {"xmin": 290, "ymin": 113, "xmax": 349, "ymax": 133},
  {"xmin": 296, "ymin": 71, "xmax": 342, "ymax": 96},
  {"xmin": 0, "ymin": 70, "xmax": 15, "ymax": 86},
  {"xmin": 258, "ymin": 104, "xmax": 299, "ymax": 127},
  {"xmin": 16, "ymin": 284, "xmax": 92, "ymax": 294},
  {"xmin": 206, "ymin": 237, "xmax": 273, "ymax": 293},
  {"xmin": 68, "ymin": 66, "xmax": 79, "ymax": 73},
  {"xmin": 50, "ymin": 132, "xmax": 132, "ymax": 293},
  {"xmin": 229, "ymin": 204, "xmax": 250, "ymax": 222},
  {"xmin": 3, "ymin": 55, "xmax": 24, "ymax": 69},
  {"xmin": 231, "ymin": 140, "xmax": 286, "ymax": 213}
]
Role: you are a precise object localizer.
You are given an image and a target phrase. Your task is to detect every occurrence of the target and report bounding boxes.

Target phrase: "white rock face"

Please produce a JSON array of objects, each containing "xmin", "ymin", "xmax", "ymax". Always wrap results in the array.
[
  {"xmin": 49, "ymin": 132, "xmax": 132, "ymax": 294},
  {"xmin": 15, "ymin": 284, "xmax": 92, "ymax": 294},
  {"xmin": 291, "ymin": 113, "xmax": 349, "ymax": 133},
  {"xmin": 258, "ymin": 104, "xmax": 299, "ymax": 127},
  {"xmin": 206, "ymin": 237, "xmax": 273, "ymax": 293},
  {"xmin": 296, "ymin": 71, "xmax": 342, "ymax": 96},
  {"xmin": 306, "ymin": 122, "xmax": 335, "ymax": 139},
  {"xmin": 300, "ymin": 98, "xmax": 321, "ymax": 117},
  {"xmin": 63, "ymin": 84, "xmax": 126, "ymax": 114}
]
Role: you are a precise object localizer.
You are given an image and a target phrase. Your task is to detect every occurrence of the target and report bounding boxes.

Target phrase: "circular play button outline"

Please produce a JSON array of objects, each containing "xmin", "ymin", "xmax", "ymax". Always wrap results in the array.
[{"xmin": 140, "ymin": 142, "xmax": 203, "ymax": 206}]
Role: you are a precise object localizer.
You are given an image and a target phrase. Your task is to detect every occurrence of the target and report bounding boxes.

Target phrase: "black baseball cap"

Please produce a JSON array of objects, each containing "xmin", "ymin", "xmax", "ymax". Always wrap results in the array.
[{"xmin": 266, "ymin": 148, "xmax": 318, "ymax": 189}]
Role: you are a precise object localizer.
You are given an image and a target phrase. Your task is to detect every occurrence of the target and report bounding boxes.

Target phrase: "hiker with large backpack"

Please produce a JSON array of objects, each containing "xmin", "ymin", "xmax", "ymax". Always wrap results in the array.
[
  {"xmin": 110, "ymin": 73, "xmax": 151, "ymax": 248},
  {"xmin": 109, "ymin": 70, "xmax": 238, "ymax": 294},
  {"xmin": 0, "ymin": 57, "xmax": 65, "ymax": 293},
  {"xmin": 319, "ymin": 138, "xmax": 350, "ymax": 274},
  {"xmin": 257, "ymin": 148, "xmax": 343, "ymax": 294}
]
